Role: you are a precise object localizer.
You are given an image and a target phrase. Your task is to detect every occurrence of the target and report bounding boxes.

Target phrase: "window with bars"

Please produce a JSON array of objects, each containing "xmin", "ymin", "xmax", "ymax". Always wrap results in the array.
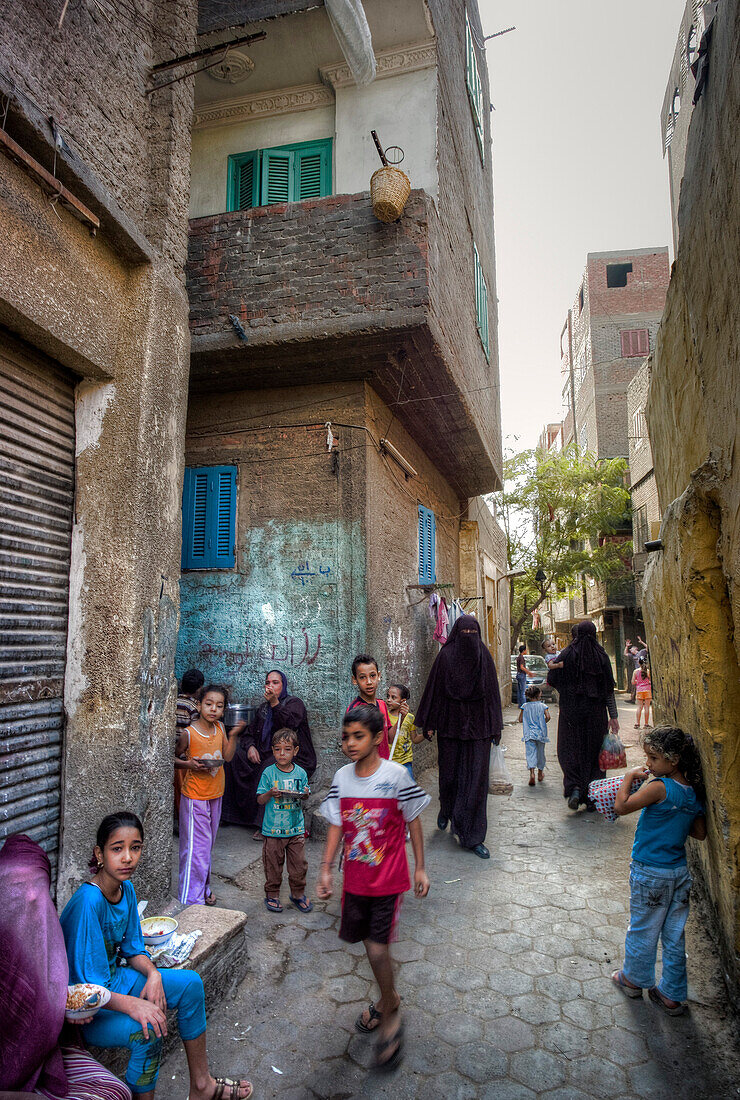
[
  {"xmin": 473, "ymin": 243, "xmax": 490, "ymax": 360},
  {"xmin": 418, "ymin": 505, "xmax": 436, "ymax": 585},
  {"xmin": 465, "ymin": 12, "xmax": 485, "ymax": 163},
  {"xmin": 227, "ymin": 139, "xmax": 332, "ymax": 211},
  {"xmin": 182, "ymin": 466, "xmax": 237, "ymax": 569},
  {"xmin": 620, "ymin": 328, "xmax": 650, "ymax": 357},
  {"xmin": 632, "ymin": 407, "xmax": 647, "ymax": 447}
]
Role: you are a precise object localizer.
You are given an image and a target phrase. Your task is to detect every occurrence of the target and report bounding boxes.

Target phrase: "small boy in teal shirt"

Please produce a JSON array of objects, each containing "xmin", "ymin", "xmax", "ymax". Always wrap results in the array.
[{"xmin": 257, "ymin": 727, "xmax": 312, "ymax": 914}]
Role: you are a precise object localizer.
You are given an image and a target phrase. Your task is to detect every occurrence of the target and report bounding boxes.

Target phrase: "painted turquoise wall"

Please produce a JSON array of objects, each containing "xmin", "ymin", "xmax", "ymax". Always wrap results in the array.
[{"xmin": 176, "ymin": 519, "xmax": 366, "ymax": 748}]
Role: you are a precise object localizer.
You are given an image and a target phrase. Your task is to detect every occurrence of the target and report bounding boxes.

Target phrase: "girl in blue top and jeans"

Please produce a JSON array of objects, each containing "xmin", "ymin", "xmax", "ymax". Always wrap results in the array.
[{"xmin": 611, "ymin": 726, "xmax": 706, "ymax": 1015}]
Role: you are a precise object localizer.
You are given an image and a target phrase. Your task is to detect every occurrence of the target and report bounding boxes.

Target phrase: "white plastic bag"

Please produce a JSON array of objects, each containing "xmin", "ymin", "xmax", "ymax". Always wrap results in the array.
[{"xmin": 489, "ymin": 743, "xmax": 513, "ymax": 795}]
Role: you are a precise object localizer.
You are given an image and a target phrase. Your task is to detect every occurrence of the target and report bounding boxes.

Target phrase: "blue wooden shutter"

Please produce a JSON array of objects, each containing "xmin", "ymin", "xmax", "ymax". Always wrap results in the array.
[
  {"xmin": 474, "ymin": 244, "xmax": 490, "ymax": 360},
  {"xmin": 227, "ymin": 151, "xmax": 259, "ymax": 211},
  {"xmin": 418, "ymin": 505, "xmax": 436, "ymax": 584},
  {"xmin": 182, "ymin": 466, "xmax": 236, "ymax": 569},
  {"xmin": 262, "ymin": 148, "xmax": 292, "ymax": 204}
]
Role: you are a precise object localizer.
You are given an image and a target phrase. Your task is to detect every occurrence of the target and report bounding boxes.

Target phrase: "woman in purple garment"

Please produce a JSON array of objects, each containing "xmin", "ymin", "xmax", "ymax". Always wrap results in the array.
[
  {"xmin": 222, "ymin": 670, "xmax": 317, "ymax": 835},
  {"xmin": 0, "ymin": 833, "xmax": 131, "ymax": 1100}
]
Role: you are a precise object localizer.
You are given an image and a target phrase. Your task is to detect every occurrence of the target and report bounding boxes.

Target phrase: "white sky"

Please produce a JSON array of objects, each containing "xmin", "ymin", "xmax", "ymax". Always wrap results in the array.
[{"xmin": 479, "ymin": 0, "xmax": 683, "ymax": 451}]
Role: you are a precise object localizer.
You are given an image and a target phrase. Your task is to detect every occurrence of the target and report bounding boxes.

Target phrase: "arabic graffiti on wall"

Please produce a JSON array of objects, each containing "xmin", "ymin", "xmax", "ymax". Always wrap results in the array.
[{"xmin": 176, "ymin": 518, "xmax": 365, "ymax": 726}]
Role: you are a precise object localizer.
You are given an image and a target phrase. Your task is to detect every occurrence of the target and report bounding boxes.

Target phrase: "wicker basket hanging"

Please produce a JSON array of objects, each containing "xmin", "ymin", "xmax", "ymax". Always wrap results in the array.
[{"xmin": 370, "ymin": 165, "xmax": 411, "ymax": 223}]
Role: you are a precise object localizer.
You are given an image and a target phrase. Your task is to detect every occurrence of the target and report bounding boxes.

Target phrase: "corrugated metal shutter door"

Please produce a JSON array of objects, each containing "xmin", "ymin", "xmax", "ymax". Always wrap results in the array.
[{"xmin": 0, "ymin": 336, "xmax": 75, "ymax": 875}]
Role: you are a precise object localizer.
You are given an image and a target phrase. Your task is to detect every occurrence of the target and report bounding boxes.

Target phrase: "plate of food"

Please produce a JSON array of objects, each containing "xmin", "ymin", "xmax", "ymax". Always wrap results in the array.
[
  {"xmin": 141, "ymin": 915, "xmax": 179, "ymax": 947},
  {"xmin": 65, "ymin": 983, "xmax": 110, "ymax": 1021}
]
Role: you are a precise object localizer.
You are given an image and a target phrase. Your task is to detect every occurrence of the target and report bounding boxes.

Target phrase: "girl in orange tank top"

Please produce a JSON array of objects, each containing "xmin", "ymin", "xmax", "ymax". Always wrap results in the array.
[{"xmin": 176, "ymin": 684, "xmax": 244, "ymax": 906}]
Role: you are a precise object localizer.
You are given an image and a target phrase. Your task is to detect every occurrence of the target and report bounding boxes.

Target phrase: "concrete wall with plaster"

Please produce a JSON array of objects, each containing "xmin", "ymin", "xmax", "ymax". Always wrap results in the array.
[
  {"xmin": 0, "ymin": 2, "xmax": 196, "ymax": 904},
  {"xmin": 643, "ymin": 0, "xmax": 740, "ymax": 1002}
]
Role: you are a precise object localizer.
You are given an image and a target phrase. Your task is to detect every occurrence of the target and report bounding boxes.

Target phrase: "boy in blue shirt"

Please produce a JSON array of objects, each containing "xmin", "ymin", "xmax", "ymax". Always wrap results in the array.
[{"xmin": 257, "ymin": 728, "xmax": 312, "ymax": 914}]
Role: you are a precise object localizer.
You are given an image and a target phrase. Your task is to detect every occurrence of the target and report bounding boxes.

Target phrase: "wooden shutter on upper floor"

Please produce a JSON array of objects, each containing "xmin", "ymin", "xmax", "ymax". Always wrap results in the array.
[
  {"xmin": 227, "ymin": 150, "xmax": 259, "ymax": 211},
  {"xmin": 418, "ymin": 505, "xmax": 436, "ymax": 585},
  {"xmin": 182, "ymin": 466, "xmax": 236, "ymax": 569},
  {"xmin": 262, "ymin": 148, "xmax": 292, "ymax": 205},
  {"xmin": 620, "ymin": 329, "xmax": 650, "ymax": 357}
]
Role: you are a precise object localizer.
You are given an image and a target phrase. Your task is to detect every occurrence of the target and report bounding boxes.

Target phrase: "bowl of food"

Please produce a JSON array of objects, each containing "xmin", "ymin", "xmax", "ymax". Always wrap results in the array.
[
  {"xmin": 141, "ymin": 915, "xmax": 179, "ymax": 947},
  {"xmin": 65, "ymin": 983, "xmax": 110, "ymax": 1022}
]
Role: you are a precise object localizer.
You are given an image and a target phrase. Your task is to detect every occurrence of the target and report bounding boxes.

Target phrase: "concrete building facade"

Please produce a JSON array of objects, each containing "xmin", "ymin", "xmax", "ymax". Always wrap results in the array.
[
  {"xmin": 644, "ymin": 0, "xmax": 740, "ymax": 1003},
  {"xmin": 0, "ymin": 2, "xmax": 198, "ymax": 902},
  {"xmin": 543, "ymin": 249, "xmax": 670, "ymax": 680},
  {"xmin": 177, "ymin": 0, "xmax": 509, "ymax": 788}
]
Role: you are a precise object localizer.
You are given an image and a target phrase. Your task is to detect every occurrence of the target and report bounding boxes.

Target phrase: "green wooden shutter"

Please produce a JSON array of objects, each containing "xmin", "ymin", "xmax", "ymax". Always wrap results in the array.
[
  {"xmin": 262, "ymin": 148, "xmax": 292, "ymax": 204},
  {"xmin": 182, "ymin": 466, "xmax": 236, "ymax": 569},
  {"xmin": 227, "ymin": 151, "xmax": 259, "ymax": 211},
  {"xmin": 295, "ymin": 141, "xmax": 331, "ymax": 199},
  {"xmin": 474, "ymin": 244, "xmax": 490, "ymax": 361},
  {"xmin": 418, "ymin": 505, "xmax": 436, "ymax": 585},
  {"xmin": 465, "ymin": 13, "xmax": 485, "ymax": 163}
]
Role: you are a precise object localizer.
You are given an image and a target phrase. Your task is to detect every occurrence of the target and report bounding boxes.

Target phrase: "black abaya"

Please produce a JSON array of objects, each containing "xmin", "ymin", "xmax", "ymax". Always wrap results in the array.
[
  {"xmin": 222, "ymin": 694, "xmax": 317, "ymax": 827},
  {"xmin": 416, "ymin": 616, "xmax": 503, "ymax": 849},
  {"xmin": 547, "ymin": 621, "xmax": 615, "ymax": 802}
]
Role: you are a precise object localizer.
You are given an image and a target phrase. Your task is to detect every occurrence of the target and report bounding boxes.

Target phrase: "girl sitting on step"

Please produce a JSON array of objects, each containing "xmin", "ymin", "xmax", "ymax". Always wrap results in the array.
[{"xmin": 60, "ymin": 812, "xmax": 253, "ymax": 1100}]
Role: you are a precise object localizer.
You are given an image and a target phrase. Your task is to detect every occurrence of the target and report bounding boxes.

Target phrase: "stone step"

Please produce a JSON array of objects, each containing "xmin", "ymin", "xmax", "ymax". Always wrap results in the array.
[{"xmin": 89, "ymin": 903, "xmax": 248, "ymax": 1077}]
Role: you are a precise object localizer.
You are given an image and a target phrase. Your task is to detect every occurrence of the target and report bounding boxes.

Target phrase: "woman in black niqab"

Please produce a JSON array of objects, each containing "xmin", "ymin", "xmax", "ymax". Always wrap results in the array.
[
  {"xmin": 416, "ymin": 615, "xmax": 503, "ymax": 858},
  {"xmin": 547, "ymin": 620, "xmax": 620, "ymax": 810}
]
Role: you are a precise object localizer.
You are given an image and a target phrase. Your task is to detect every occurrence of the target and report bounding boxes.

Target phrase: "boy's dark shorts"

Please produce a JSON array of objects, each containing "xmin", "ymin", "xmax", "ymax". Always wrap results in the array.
[{"xmin": 340, "ymin": 891, "xmax": 403, "ymax": 944}]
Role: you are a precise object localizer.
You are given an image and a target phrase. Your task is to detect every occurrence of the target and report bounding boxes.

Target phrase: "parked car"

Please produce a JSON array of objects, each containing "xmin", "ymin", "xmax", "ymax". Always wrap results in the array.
[{"xmin": 510, "ymin": 654, "xmax": 557, "ymax": 704}]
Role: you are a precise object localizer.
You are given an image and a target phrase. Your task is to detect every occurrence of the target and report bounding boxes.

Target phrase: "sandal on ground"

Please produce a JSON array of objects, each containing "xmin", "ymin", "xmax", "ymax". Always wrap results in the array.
[
  {"xmin": 634, "ymin": 724, "xmax": 640, "ymax": 729},
  {"xmin": 355, "ymin": 1002, "xmax": 383, "ymax": 1033},
  {"xmin": 204, "ymin": 891, "xmax": 217, "ymax": 907},
  {"xmin": 263, "ymin": 896, "xmax": 283, "ymax": 913},
  {"xmin": 252, "ymin": 829, "xmax": 263, "ymax": 841},
  {"xmin": 567, "ymin": 789, "xmax": 581, "ymax": 811},
  {"xmin": 538, "ymin": 770, "xmax": 544, "ymax": 782},
  {"xmin": 528, "ymin": 774, "xmax": 535, "ymax": 786},
  {"xmin": 211, "ymin": 1076, "xmax": 253, "ymax": 1099},
  {"xmin": 611, "ymin": 970, "xmax": 643, "ymax": 998},
  {"xmin": 289, "ymin": 894, "xmax": 313, "ymax": 913},
  {"xmin": 374, "ymin": 1023, "xmax": 404, "ymax": 1071},
  {"xmin": 649, "ymin": 986, "xmax": 686, "ymax": 1015}
]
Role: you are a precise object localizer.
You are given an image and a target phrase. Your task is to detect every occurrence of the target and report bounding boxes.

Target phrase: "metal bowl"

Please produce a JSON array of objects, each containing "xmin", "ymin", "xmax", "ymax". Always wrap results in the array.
[{"xmin": 224, "ymin": 703, "xmax": 255, "ymax": 730}]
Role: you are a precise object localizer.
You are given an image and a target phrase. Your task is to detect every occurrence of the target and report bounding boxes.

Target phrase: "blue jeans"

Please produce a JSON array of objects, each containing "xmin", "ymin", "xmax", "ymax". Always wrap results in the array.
[
  {"xmin": 516, "ymin": 673, "xmax": 527, "ymax": 705},
  {"xmin": 524, "ymin": 740, "xmax": 546, "ymax": 770},
  {"xmin": 83, "ymin": 969, "xmax": 206, "ymax": 1094},
  {"xmin": 623, "ymin": 860, "xmax": 692, "ymax": 1002}
]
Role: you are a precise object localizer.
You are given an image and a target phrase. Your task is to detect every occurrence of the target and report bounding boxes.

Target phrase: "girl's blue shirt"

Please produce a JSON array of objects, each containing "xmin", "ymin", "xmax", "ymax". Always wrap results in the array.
[
  {"xmin": 60, "ymin": 879, "xmax": 148, "ymax": 993},
  {"xmin": 520, "ymin": 700, "xmax": 549, "ymax": 743},
  {"xmin": 632, "ymin": 776, "xmax": 703, "ymax": 867}
]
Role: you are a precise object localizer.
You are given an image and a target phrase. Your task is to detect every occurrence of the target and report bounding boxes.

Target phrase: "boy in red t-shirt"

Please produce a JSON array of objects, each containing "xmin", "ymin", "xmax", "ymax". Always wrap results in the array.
[
  {"xmin": 318, "ymin": 704, "xmax": 430, "ymax": 1071},
  {"xmin": 345, "ymin": 653, "xmax": 391, "ymax": 758}
]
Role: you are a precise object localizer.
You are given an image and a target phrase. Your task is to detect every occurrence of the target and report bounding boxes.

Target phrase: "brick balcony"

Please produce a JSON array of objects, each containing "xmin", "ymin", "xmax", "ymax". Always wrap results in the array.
[{"xmin": 186, "ymin": 190, "xmax": 501, "ymax": 497}]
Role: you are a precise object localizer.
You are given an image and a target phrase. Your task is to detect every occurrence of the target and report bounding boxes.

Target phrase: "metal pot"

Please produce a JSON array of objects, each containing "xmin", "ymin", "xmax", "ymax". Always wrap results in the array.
[{"xmin": 224, "ymin": 703, "xmax": 255, "ymax": 731}]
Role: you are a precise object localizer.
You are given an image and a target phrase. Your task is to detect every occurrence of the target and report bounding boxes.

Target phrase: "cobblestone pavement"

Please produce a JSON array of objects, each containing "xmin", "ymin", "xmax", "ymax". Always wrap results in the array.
[{"xmin": 163, "ymin": 700, "xmax": 740, "ymax": 1099}]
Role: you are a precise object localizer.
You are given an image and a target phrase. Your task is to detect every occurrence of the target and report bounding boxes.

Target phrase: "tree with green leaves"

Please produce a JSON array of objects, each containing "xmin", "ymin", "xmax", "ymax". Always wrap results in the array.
[{"xmin": 492, "ymin": 444, "xmax": 632, "ymax": 653}]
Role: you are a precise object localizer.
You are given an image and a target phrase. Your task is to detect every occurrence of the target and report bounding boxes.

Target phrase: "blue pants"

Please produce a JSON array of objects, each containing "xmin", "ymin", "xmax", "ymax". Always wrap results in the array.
[
  {"xmin": 403, "ymin": 762, "xmax": 414, "ymax": 780},
  {"xmin": 524, "ymin": 740, "xmax": 546, "ymax": 770},
  {"xmin": 623, "ymin": 860, "xmax": 692, "ymax": 1002},
  {"xmin": 516, "ymin": 672, "xmax": 527, "ymax": 705},
  {"xmin": 83, "ymin": 969, "xmax": 206, "ymax": 1094}
]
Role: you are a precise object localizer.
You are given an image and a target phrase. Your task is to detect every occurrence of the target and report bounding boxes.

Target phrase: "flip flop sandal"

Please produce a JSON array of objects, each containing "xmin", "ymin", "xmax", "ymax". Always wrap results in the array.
[
  {"xmin": 212, "ymin": 1077, "xmax": 253, "ymax": 1099},
  {"xmin": 263, "ymin": 897, "xmax": 283, "ymax": 913},
  {"xmin": 205, "ymin": 892, "xmax": 217, "ymax": 907},
  {"xmin": 252, "ymin": 829, "xmax": 263, "ymax": 841},
  {"xmin": 374, "ymin": 1024, "xmax": 404, "ymax": 1071},
  {"xmin": 289, "ymin": 894, "xmax": 313, "ymax": 913},
  {"xmin": 612, "ymin": 970, "xmax": 642, "ymax": 998},
  {"xmin": 648, "ymin": 986, "xmax": 686, "ymax": 1015},
  {"xmin": 355, "ymin": 1002, "xmax": 383, "ymax": 1033}
]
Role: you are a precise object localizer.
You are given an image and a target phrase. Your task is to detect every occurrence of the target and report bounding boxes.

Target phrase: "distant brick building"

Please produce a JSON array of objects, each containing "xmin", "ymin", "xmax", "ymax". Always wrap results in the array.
[
  {"xmin": 542, "ymin": 248, "xmax": 670, "ymax": 681},
  {"xmin": 177, "ymin": 0, "xmax": 509, "ymax": 788}
]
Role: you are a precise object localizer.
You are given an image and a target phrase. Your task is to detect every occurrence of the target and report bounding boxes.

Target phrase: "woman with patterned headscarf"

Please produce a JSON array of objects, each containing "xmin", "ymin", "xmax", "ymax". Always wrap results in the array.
[
  {"xmin": 415, "ymin": 615, "xmax": 503, "ymax": 859},
  {"xmin": 222, "ymin": 670, "xmax": 316, "ymax": 836}
]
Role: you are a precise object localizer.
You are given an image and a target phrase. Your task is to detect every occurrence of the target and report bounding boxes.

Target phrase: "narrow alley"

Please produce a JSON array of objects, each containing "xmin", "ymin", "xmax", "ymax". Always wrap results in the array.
[{"xmin": 162, "ymin": 700, "xmax": 740, "ymax": 1099}]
